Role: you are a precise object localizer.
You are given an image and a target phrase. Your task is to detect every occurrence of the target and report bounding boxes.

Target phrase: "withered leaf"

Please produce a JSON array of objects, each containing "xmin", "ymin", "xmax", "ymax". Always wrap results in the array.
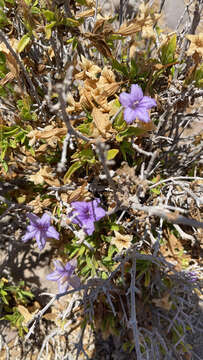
[
  {"xmin": 111, "ymin": 231, "xmax": 133, "ymax": 252},
  {"xmin": 92, "ymin": 108, "xmax": 112, "ymax": 137}
]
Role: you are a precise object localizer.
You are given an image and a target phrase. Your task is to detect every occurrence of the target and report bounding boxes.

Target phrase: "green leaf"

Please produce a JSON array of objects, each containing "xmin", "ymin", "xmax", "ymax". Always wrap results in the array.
[
  {"xmin": 194, "ymin": 64, "xmax": 203, "ymax": 88},
  {"xmin": 63, "ymin": 161, "xmax": 83, "ymax": 181},
  {"xmin": 78, "ymin": 245, "xmax": 86, "ymax": 257},
  {"xmin": 17, "ymin": 34, "xmax": 31, "ymax": 53},
  {"xmin": 20, "ymin": 290, "xmax": 34, "ymax": 299},
  {"xmin": 42, "ymin": 10, "xmax": 56, "ymax": 22},
  {"xmin": 78, "ymin": 148, "xmax": 95, "ymax": 163},
  {"xmin": 112, "ymin": 59, "xmax": 128, "ymax": 76},
  {"xmin": 1, "ymin": 160, "xmax": 8, "ymax": 172},
  {"xmin": 45, "ymin": 21, "xmax": 56, "ymax": 39},
  {"xmin": 0, "ymin": 51, "xmax": 6, "ymax": 64},
  {"xmin": 63, "ymin": 17, "xmax": 82, "ymax": 27},
  {"xmin": 150, "ymin": 188, "xmax": 161, "ymax": 195},
  {"xmin": 107, "ymin": 149, "xmax": 119, "ymax": 160},
  {"xmin": 160, "ymin": 34, "xmax": 177, "ymax": 65},
  {"xmin": 76, "ymin": 123, "xmax": 91, "ymax": 135},
  {"xmin": 120, "ymin": 141, "xmax": 134, "ymax": 161},
  {"xmin": 116, "ymin": 126, "xmax": 146, "ymax": 142}
]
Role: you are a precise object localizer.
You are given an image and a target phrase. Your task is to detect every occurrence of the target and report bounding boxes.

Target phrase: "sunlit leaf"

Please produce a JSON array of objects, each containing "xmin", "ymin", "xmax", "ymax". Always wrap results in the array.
[
  {"xmin": 107, "ymin": 149, "xmax": 119, "ymax": 160},
  {"xmin": 63, "ymin": 161, "xmax": 83, "ymax": 182},
  {"xmin": 17, "ymin": 34, "xmax": 31, "ymax": 53}
]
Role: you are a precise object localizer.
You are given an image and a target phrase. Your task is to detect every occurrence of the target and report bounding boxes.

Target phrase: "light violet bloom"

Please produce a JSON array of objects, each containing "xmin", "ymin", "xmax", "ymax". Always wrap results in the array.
[
  {"xmin": 119, "ymin": 84, "xmax": 157, "ymax": 124},
  {"xmin": 186, "ymin": 271, "xmax": 198, "ymax": 283},
  {"xmin": 70, "ymin": 199, "xmax": 106, "ymax": 236},
  {"xmin": 22, "ymin": 213, "xmax": 59, "ymax": 251},
  {"xmin": 46, "ymin": 259, "xmax": 80, "ymax": 293}
]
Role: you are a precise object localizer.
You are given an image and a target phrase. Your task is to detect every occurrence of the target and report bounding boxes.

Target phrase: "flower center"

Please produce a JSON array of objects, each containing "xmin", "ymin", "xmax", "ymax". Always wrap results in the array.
[
  {"xmin": 131, "ymin": 100, "xmax": 139, "ymax": 109},
  {"xmin": 37, "ymin": 223, "xmax": 49, "ymax": 232},
  {"xmin": 83, "ymin": 208, "xmax": 91, "ymax": 220}
]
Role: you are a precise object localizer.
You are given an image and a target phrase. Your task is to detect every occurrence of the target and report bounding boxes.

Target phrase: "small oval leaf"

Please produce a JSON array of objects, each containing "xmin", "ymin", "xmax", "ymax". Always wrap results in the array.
[
  {"xmin": 107, "ymin": 149, "xmax": 119, "ymax": 160},
  {"xmin": 17, "ymin": 34, "xmax": 31, "ymax": 53}
]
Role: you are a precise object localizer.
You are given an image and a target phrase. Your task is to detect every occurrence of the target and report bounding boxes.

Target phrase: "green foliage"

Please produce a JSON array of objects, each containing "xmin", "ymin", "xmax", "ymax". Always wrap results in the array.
[
  {"xmin": 106, "ymin": 148, "xmax": 119, "ymax": 160},
  {"xmin": 112, "ymin": 59, "xmax": 129, "ymax": 77},
  {"xmin": 17, "ymin": 96, "xmax": 37, "ymax": 121},
  {"xmin": 194, "ymin": 64, "xmax": 203, "ymax": 88},
  {"xmin": 0, "ymin": 0, "xmax": 10, "ymax": 28},
  {"xmin": 64, "ymin": 146, "xmax": 96, "ymax": 180},
  {"xmin": 160, "ymin": 34, "xmax": 177, "ymax": 65},
  {"xmin": 0, "ymin": 124, "xmax": 33, "ymax": 172},
  {"xmin": 120, "ymin": 141, "xmax": 135, "ymax": 162},
  {"xmin": 116, "ymin": 126, "xmax": 146, "ymax": 142},
  {"xmin": 0, "ymin": 278, "xmax": 34, "ymax": 336},
  {"xmin": 17, "ymin": 33, "xmax": 31, "ymax": 53}
]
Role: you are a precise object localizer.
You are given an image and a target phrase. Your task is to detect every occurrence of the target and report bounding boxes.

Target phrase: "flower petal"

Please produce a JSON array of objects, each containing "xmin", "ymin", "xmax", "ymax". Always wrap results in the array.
[
  {"xmin": 71, "ymin": 215, "xmax": 84, "ymax": 229},
  {"xmin": 64, "ymin": 261, "xmax": 75, "ymax": 274},
  {"xmin": 27, "ymin": 213, "xmax": 40, "ymax": 225},
  {"xmin": 53, "ymin": 260, "xmax": 65, "ymax": 273},
  {"xmin": 139, "ymin": 96, "xmax": 156, "ymax": 109},
  {"xmin": 84, "ymin": 221, "xmax": 95, "ymax": 235},
  {"xmin": 46, "ymin": 226, "xmax": 59, "ymax": 240},
  {"xmin": 22, "ymin": 229, "xmax": 37, "ymax": 242},
  {"xmin": 91, "ymin": 200, "xmax": 106, "ymax": 221},
  {"xmin": 119, "ymin": 92, "xmax": 132, "ymax": 107},
  {"xmin": 130, "ymin": 84, "xmax": 143, "ymax": 102},
  {"xmin": 46, "ymin": 270, "xmax": 63, "ymax": 282},
  {"xmin": 68, "ymin": 258, "xmax": 77, "ymax": 269},
  {"xmin": 58, "ymin": 280, "xmax": 69, "ymax": 293},
  {"xmin": 35, "ymin": 231, "xmax": 46, "ymax": 250},
  {"xmin": 71, "ymin": 201, "xmax": 88, "ymax": 213},
  {"xmin": 40, "ymin": 213, "xmax": 51, "ymax": 226},
  {"xmin": 133, "ymin": 107, "xmax": 150, "ymax": 123},
  {"xmin": 123, "ymin": 107, "xmax": 137, "ymax": 124}
]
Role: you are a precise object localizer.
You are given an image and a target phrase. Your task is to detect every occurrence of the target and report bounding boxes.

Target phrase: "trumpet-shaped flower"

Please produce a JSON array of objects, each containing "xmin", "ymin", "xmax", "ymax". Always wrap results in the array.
[
  {"xmin": 70, "ymin": 199, "xmax": 106, "ymax": 236},
  {"xmin": 46, "ymin": 259, "xmax": 80, "ymax": 293},
  {"xmin": 119, "ymin": 84, "xmax": 156, "ymax": 124},
  {"xmin": 22, "ymin": 213, "xmax": 59, "ymax": 251}
]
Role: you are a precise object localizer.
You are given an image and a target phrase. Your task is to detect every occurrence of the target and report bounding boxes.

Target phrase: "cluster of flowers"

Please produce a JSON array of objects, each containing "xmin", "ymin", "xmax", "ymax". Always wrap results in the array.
[
  {"xmin": 22, "ymin": 199, "xmax": 106, "ymax": 293},
  {"xmin": 21, "ymin": 84, "xmax": 157, "ymax": 293}
]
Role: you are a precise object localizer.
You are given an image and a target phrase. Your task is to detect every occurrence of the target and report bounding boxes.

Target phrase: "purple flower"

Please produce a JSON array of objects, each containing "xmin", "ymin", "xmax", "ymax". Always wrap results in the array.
[
  {"xmin": 70, "ymin": 199, "xmax": 106, "ymax": 236},
  {"xmin": 22, "ymin": 213, "xmax": 59, "ymax": 251},
  {"xmin": 46, "ymin": 259, "xmax": 80, "ymax": 293},
  {"xmin": 119, "ymin": 84, "xmax": 156, "ymax": 124},
  {"xmin": 186, "ymin": 271, "xmax": 198, "ymax": 282}
]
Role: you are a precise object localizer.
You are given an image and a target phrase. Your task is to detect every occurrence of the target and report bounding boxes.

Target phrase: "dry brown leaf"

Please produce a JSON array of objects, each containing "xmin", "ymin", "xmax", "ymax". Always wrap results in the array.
[
  {"xmin": 27, "ymin": 125, "xmax": 66, "ymax": 146},
  {"xmin": 99, "ymin": 66, "xmax": 116, "ymax": 84},
  {"xmin": 0, "ymin": 39, "xmax": 19, "ymax": 81},
  {"xmin": 186, "ymin": 33, "xmax": 203, "ymax": 57},
  {"xmin": 66, "ymin": 93, "xmax": 81, "ymax": 113},
  {"xmin": 160, "ymin": 229, "xmax": 190, "ymax": 271},
  {"xmin": 0, "ymin": 71, "xmax": 15, "ymax": 86},
  {"xmin": 68, "ymin": 182, "xmax": 88, "ymax": 202},
  {"xmin": 75, "ymin": 55, "xmax": 101, "ymax": 81},
  {"xmin": 152, "ymin": 293, "xmax": 172, "ymax": 311},
  {"xmin": 138, "ymin": 119, "xmax": 156, "ymax": 132},
  {"xmin": 79, "ymin": 87, "xmax": 95, "ymax": 110},
  {"xmin": 111, "ymin": 231, "xmax": 133, "ymax": 252},
  {"xmin": 75, "ymin": 8, "xmax": 100, "ymax": 19},
  {"xmin": 115, "ymin": 22, "xmax": 142, "ymax": 36},
  {"xmin": 17, "ymin": 305, "xmax": 39, "ymax": 326},
  {"xmin": 43, "ymin": 312, "xmax": 58, "ymax": 322},
  {"xmin": 28, "ymin": 195, "xmax": 52, "ymax": 213},
  {"xmin": 115, "ymin": 3, "xmax": 160, "ymax": 37},
  {"xmin": 28, "ymin": 166, "xmax": 60, "ymax": 187},
  {"xmin": 92, "ymin": 108, "xmax": 112, "ymax": 137},
  {"xmin": 93, "ymin": 18, "xmax": 113, "ymax": 36},
  {"xmin": 35, "ymin": 144, "xmax": 48, "ymax": 153}
]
